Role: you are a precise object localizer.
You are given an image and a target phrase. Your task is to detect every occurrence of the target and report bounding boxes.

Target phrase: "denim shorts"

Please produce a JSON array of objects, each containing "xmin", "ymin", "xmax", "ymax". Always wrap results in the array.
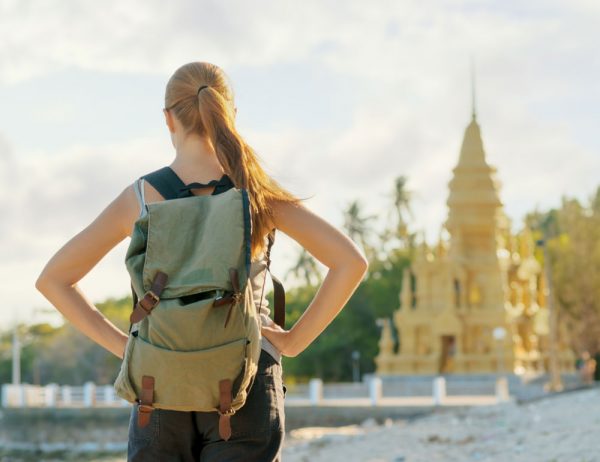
[{"xmin": 127, "ymin": 349, "xmax": 286, "ymax": 462}]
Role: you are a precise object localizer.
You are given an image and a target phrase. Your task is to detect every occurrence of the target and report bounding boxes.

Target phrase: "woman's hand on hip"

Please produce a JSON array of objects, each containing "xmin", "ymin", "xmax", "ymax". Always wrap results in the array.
[{"xmin": 261, "ymin": 319, "xmax": 299, "ymax": 358}]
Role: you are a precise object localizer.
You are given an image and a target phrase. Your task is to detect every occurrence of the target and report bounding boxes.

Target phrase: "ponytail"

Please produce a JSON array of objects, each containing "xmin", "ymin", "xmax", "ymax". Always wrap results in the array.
[{"xmin": 164, "ymin": 62, "xmax": 306, "ymax": 260}]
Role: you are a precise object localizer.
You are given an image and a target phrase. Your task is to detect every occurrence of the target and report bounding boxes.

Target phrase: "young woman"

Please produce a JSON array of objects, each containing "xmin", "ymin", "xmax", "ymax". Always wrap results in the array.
[{"xmin": 35, "ymin": 61, "xmax": 369, "ymax": 461}]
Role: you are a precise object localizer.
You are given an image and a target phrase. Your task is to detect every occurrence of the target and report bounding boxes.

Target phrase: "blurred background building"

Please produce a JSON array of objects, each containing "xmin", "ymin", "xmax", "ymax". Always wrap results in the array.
[{"xmin": 375, "ymin": 103, "xmax": 576, "ymax": 376}]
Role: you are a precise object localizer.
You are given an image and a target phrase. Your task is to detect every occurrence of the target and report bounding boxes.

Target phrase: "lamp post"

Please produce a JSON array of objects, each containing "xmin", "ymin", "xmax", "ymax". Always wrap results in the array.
[
  {"xmin": 352, "ymin": 350, "xmax": 361, "ymax": 383},
  {"xmin": 12, "ymin": 322, "xmax": 21, "ymax": 385}
]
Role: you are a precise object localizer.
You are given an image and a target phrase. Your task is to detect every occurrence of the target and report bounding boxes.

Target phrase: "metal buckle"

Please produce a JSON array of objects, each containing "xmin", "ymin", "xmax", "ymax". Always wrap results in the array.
[
  {"xmin": 145, "ymin": 290, "xmax": 160, "ymax": 304},
  {"xmin": 218, "ymin": 407, "xmax": 236, "ymax": 417},
  {"xmin": 138, "ymin": 403, "xmax": 154, "ymax": 413},
  {"xmin": 138, "ymin": 289, "xmax": 160, "ymax": 314}
]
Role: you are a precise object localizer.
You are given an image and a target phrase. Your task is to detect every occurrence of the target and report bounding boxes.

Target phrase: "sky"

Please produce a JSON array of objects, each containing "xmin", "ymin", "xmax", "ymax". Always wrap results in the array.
[{"xmin": 1, "ymin": 0, "xmax": 598, "ymax": 329}]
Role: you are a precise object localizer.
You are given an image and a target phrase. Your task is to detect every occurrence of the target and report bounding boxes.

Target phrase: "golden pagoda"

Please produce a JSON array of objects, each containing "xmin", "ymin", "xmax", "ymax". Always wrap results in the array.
[{"xmin": 375, "ymin": 103, "xmax": 575, "ymax": 376}]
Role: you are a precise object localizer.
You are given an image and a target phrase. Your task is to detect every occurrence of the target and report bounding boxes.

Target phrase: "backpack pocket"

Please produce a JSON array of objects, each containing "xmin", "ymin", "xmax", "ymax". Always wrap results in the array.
[
  {"xmin": 127, "ymin": 335, "xmax": 248, "ymax": 411},
  {"xmin": 141, "ymin": 295, "xmax": 246, "ymax": 351}
]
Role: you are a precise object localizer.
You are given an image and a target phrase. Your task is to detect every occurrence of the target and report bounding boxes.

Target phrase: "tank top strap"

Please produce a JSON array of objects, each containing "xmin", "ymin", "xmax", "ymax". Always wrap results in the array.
[{"xmin": 133, "ymin": 178, "xmax": 148, "ymax": 218}]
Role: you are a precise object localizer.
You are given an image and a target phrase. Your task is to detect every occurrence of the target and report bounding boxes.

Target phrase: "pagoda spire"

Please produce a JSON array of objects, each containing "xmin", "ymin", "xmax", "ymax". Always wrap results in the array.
[
  {"xmin": 470, "ymin": 57, "xmax": 477, "ymax": 121},
  {"xmin": 444, "ymin": 69, "xmax": 504, "ymax": 265}
]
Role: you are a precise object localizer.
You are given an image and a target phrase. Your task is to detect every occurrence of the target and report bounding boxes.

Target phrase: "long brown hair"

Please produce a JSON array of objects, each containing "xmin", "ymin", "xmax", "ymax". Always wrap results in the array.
[{"xmin": 164, "ymin": 61, "xmax": 306, "ymax": 260}]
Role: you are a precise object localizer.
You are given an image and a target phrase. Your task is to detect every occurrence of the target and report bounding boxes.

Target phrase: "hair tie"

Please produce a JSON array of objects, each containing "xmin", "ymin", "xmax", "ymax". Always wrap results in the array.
[{"xmin": 197, "ymin": 85, "xmax": 209, "ymax": 95}]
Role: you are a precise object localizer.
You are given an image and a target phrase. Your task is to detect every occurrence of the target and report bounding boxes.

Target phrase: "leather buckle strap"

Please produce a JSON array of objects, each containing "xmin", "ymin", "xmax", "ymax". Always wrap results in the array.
[
  {"xmin": 213, "ymin": 292, "xmax": 241, "ymax": 306},
  {"xmin": 213, "ymin": 292, "xmax": 236, "ymax": 307},
  {"xmin": 271, "ymin": 271, "xmax": 285, "ymax": 328},
  {"xmin": 213, "ymin": 267, "xmax": 241, "ymax": 306},
  {"xmin": 217, "ymin": 378, "xmax": 234, "ymax": 440},
  {"xmin": 130, "ymin": 271, "xmax": 168, "ymax": 324},
  {"xmin": 137, "ymin": 375, "xmax": 155, "ymax": 428},
  {"xmin": 225, "ymin": 268, "xmax": 241, "ymax": 328},
  {"xmin": 213, "ymin": 268, "xmax": 242, "ymax": 328},
  {"xmin": 265, "ymin": 229, "xmax": 286, "ymax": 329}
]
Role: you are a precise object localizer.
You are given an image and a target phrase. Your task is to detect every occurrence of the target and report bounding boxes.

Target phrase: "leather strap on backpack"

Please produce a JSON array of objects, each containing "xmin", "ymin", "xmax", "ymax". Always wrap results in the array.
[
  {"xmin": 217, "ymin": 378, "xmax": 235, "ymax": 440},
  {"xmin": 213, "ymin": 268, "xmax": 243, "ymax": 328},
  {"xmin": 129, "ymin": 271, "xmax": 169, "ymax": 324},
  {"xmin": 271, "ymin": 272, "xmax": 285, "ymax": 329},
  {"xmin": 263, "ymin": 228, "xmax": 286, "ymax": 329},
  {"xmin": 136, "ymin": 375, "xmax": 156, "ymax": 428}
]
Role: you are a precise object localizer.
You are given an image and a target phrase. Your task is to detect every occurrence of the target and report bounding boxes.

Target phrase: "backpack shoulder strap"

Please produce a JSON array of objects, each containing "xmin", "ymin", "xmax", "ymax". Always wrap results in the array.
[
  {"xmin": 265, "ymin": 229, "xmax": 286, "ymax": 329},
  {"xmin": 141, "ymin": 166, "xmax": 186, "ymax": 201},
  {"xmin": 271, "ymin": 271, "xmax": 286, "ymax": 329}
]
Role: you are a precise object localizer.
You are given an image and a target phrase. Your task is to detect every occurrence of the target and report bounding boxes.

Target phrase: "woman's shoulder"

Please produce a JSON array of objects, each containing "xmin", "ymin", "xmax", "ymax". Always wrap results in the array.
[{"xmin": 264, "ymin": 196, "xmax": 304, "ymax": 229}]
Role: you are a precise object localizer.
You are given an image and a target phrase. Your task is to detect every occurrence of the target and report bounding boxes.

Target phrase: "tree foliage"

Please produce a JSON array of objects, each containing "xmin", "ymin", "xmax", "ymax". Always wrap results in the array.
[
  {"xmin": 529, "ymin": 186, "xmax": 600, "ymax": 355},
  {"xmin": 0, "ymin": 296, "xmax": 131, "ymax": 385}
]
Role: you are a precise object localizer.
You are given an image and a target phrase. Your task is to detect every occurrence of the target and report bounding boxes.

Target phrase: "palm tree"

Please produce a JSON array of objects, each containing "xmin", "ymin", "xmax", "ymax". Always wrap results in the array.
[
  {"xmin": 380, "ymin": 175, "xmax": 415, "ymax": 253},
  {"xmin": 391, "ymin": 175, "xmax": 414, "ymax": 242},
  {"xmin": 342, "ymin": 199, "xmax": 377, "ymax": 264},
  {"xmin": 286, "ymin": 247, "xmax": 322, "ymax": 287}
]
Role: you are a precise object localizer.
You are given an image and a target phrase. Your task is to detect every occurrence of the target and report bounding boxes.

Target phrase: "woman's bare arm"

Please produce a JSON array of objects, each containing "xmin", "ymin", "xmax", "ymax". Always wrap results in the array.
[
  {"xmin": 35, "ymin": 184, "xmax": 139, "ymax": 360},
  {"xmin": 260, "ymin": 200, "xmax": 369, "ymax": 357}
]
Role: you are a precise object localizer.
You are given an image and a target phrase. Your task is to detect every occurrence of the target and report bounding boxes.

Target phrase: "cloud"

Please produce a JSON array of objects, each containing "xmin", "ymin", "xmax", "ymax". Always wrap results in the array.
[
  {"xmin": 0, "ymin": 0, "xmax": 334, "ymax": 83},
  {"xmin": 2, "ymin": 0, "xmax": 599, "ymax": 327},
  {"xmin": 3, "ymin": 134, "xmax": 170, "ymax": 326},
  {"xmin": 0, "ymin": 132, "xmax": 15, "ymax": 186},
  {"xmin": 0, "ymin": 133, "xmax": 18, "ymax": 245},
  {"xmin": 3, "ymin": 0, "xmax": 595, "ymax": 87}
]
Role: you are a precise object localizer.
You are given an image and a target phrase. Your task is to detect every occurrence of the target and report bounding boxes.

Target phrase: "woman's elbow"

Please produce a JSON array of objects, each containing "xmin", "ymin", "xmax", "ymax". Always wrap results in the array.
[
  {"xmin": 360, "ymin": 255, "xmax": 369, "ymax": 274},
  {"xmin": 35, "ymin": 267, "xmax": 60, "ymax": 293},
  {"xmin": 350, "ymin": 252, "xmax": 369, "ymax": 277},
  {"xmin": 35, "ymin": 272, "xmax": 51, "ymax": 293}
]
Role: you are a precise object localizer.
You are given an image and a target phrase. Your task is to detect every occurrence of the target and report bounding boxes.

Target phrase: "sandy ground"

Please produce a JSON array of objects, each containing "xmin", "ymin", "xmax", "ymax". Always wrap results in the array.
[
  {"xmin": 3, "ymin": 388, "xmax": 598, "ymax": 461},
  {"xmin": 282, "ymin": 386, "xmax": 600, "ymax": 462}
]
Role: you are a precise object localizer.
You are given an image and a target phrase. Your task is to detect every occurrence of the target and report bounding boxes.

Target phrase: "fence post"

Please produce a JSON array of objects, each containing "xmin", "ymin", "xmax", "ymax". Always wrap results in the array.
[
  {"xmin": 1, "ymin": 384, "xmax": 10, "ymax": 407},
  {"xmin": 44, "ymin": 383, "xmax": 59, "ymax": 407},
  {"xmin": 495, "ymin": 377, "xmax": 510, "ymax": 402},
  {"xmin": 432, "ymin": 376, "xmax": 446, "ymax": 405},
  {"xmin": 83, "ymin": 382, "xmax": 96, "ymax": 407},
  {"xmin": 369, "ymin": 376, "xmax": 382, "ymax": 405},
  {"xmin": 18, "ymin": 384, "xmax": 26, "ymax": 407},
  {"xmin": 103, "ymin": 385, "xmax": 115, "ymax": 406},
  {"xmin": 308, "ymin": 378, "xmax": 323, "ymax": 405},
  {"xmin": 62, "ymin": 385, "xmax": 72, "ymax": 406}
]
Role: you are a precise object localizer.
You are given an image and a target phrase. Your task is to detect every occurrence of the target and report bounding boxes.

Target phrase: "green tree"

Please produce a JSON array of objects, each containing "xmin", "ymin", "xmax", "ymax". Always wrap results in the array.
[
  {"xmin": 0, "ymin": 295, "xmax": 133, "ymax": 386},
  {"xmin": 342, "ymin": 199, "xmax": 377, "ymax": 266},
  {"xmin": 379, "ymin": 175, "xmax": 417, "ymax": 259},
  {"xmin": 525, "ymin": 188, "xmax": 600, "ymax": 356},
  {"xmin": 286, "ymin": 247, "xmax": 322, "ymax": 287}
]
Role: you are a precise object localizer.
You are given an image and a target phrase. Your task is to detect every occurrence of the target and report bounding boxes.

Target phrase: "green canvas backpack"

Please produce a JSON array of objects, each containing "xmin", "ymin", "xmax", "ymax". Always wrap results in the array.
[{"xmin": 113, "ymin": 166, "xmax": 285, "ymax": 441}]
